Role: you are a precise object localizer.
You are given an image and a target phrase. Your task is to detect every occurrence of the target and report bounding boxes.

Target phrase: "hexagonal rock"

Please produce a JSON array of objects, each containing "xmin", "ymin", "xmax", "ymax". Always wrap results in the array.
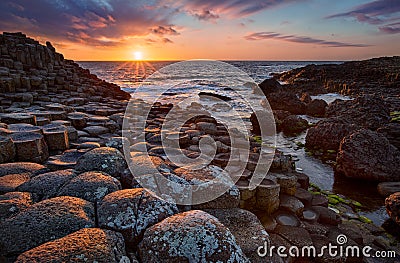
[
  {"xmin": 57, "ymin": 171, "xmax": 121, "ymax": 202},
  {"xmin": 7, "ymin": 124, "xmax": 42, "ymax": 134},
  {"xmin": 0, "ymin": 135, "xmax": 15, "ymax": 163},
  {"xmin": 0, "ymin": 113, "xmax": 36, "ymax": 125},
  {"xmin": 10, "ymin": 132, "xmax": 49, "ymax": 163},
  {"xmin": 42, "ymin": 125, "xmax": 69, "ymax": 151},
  {"xmin": 75, "ymin": 147, "xmax": 127, "ymax": 179},
  {"xmin": 174, "ymin": 165, "xmax": 240, "ymax": 208},
  {"xmin": 18, "ymin": 170, "xmax": 77, "ymax": 201},
  {"xmin": 83, "ymin": 125, "xmax": 109, "ymax": 136},
  {"xmin": 138, "ymin": 210, "xmax": 250, "ymax": 263},
  {"xmin": 204, "ymin": 208, "xmax": 270, "ymax": 263},
  {"xmin": 0, "ymin": 173, "xmax": 30, "ymax": 193},
  {"xmin": 45, "ymin": 149, "xmax": 86, "ymax": 171},
  {"xmin": 67, "ymin": 113, "xmax": 88, "ymax": 130},
  {"xmin": 98, "ymin": 188, "xmax": 178, "ymax": 245},
  {"xmin": 15, "ymin": 228, "xmax": 129, "ymax": 263},
  {"xmin": 0, "ymin": 192, "xmax": 32, "ymax": 221},
  {"xmin": 0, "ymin": 162, "xmax": 48, "ymax": 177},
  {"xmin": 0, "ymin": 196, "xmax": 95, "ymax": 257}
]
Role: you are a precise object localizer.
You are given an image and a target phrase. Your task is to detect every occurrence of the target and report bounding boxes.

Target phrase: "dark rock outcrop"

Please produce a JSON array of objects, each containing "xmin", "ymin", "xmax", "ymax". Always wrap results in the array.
[
  {"xmin": 336, "ymin": 129, "xmax": 400, "ymax": 181},
  {"xmin": 385, "ymin": 192, "xmax": 400, "ymax": 225}
]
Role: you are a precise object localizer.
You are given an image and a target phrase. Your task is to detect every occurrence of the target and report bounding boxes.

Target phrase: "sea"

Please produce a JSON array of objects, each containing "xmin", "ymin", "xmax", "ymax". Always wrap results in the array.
[{"xmin": 78, "ymin": 60, "xmax": 387, "ymax": 225}]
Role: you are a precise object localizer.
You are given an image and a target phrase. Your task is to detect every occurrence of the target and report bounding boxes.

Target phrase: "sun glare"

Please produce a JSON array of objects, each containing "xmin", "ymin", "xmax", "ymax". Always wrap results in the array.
[{"xmin": 134, "ymin": 51, "xmax": 143, "ymax": 60}]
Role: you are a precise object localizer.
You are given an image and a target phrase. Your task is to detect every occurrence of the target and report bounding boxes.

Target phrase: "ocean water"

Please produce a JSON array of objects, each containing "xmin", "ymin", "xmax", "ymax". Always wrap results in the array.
[{"xmin": 78, "ymin": 60, "xmax": 386, "ymax": 225}]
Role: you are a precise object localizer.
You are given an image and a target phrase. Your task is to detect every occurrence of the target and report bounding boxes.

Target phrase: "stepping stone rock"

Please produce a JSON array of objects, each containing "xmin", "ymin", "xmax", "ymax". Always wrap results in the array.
[
  {"xmin": 15, "ymin": 228, "xmax": 129, "ymax": 263},
  {"xmin": 10, "ymin": 132, "xmax": 49, "ymax": 163},
  {"xmin": 7, "ymin": 123, "xmax": 41, "ymax": 133},
  {"xmin": 256, "ymin": 179, "xmax": 280, "ymax": 214},
  {"xmin": 57, "ymin": 171, "xmax": 121, "ymax": 202},
  {"xmin": 0, "ymin": 196, "xmax": 95, "ymax": 257},
  {"xmin": 1, "ymin": 113, "xmax": 36, "ymax": 125},
  {"xmin": 67, "ymin": 113, "xmax": 87, "ymax": 129},
  {"xmin": 279, "ymin": 194, "xmax": 304, "ymax": 217},
  {"xmin": 312, "ymin": 206, "xmax": 341, "ymax": 226},
  {"xmin": 0, "ymin": 192, "xmax": 32, "ymax": 221},
  {"xmin": 0, "ymin": 162, "xmax": 48, "ymax": 177},
  {"xmin": 0, "ymin": 173, "xmax": 30, "ymax": 193},
  {"xmin": 45, "ymin": 149, "xmax": 86, "ymax": 170},
  {"xmin": 42, "ymin": 125, "xmax": 69, "ymax": 151},
  {"xmin": 105, "ymin": 136, "xmax": 128, "ymax": 152},
  {"xmin": 204, "ymin": 208, "xmax": 270, "ymax": 263},
  {"xmin": 275, "ymin": 173, "xmax": 297, "ymax": 195},
  {"xmin": 98, "ymin": 188, "xmax": 178, "ymax": 245},
  {"xmin": 77, "ymin": 141, "xmax": 101, "ymax": 149},
  {"xmin": 18, "ymin": 170, "xmax": 77, "ymax": 201},
  {"xmin": 274, "ymin": 212, "xmax": 300, "ymax": 227},
  {"xmin": 311, "ymin": 194, "xmax": 329, "ymax": 207},
  {"xmin": 138, "ymin": 210, "xmax": 250, "ymax": 263},
  {"xmin": 75, "ymin": 147, "xmax": 127, "ymax": 179},
  {"xmin": 0, "ymin": 135, "xmax": 15, "ymax": 163},
  {"xmin": 83, "ymin": 125, "xmax": 109, "ymax": 136}
]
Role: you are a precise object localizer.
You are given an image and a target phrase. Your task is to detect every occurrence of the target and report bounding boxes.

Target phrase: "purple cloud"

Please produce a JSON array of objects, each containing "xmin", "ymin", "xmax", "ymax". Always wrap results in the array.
[
  {"xmin": 151, "ymin": 25, "xmax": 180, "ymax": 36},
  {"xmin": 0, "ymin": 0, "xmax": 179, "ymax": 46},
  {"xmin": 164, "ymin": 0, "xmax": 302, "ymax": 20},
  {"xmin": 379, "ymin": 21, "xmax": 400, "ymax": 33},
  {"xmin": 244, "ymin": 32, "xmax": 370, "ymax": 47},
  {"xmin": 326, "ymin": 0, "xmax": 400, "ymax": 34}
]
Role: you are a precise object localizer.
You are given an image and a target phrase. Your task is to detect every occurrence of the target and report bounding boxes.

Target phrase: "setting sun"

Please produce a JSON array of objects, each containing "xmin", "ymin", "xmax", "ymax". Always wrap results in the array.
[{"xmin": 134, "ymin": 51, "xmax": 143, "ymax": 60}]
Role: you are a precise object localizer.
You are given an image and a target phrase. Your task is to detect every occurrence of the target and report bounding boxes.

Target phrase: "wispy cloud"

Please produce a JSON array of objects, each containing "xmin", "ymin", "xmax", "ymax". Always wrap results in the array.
[
  {"xmin": 244, "ymin": 32, "xmax": 370, "ymax": 47},
  {"xmin": 326, "ymin": 0, "xmax": 400, "ymax": 34},
  {"xmin": 379, "ymin": 21, "xmax": 400, "ymax": 34},
  {"xmin": 164, "ymin": 0, "xmax": 302, "ymax": 21},
  {"xmin": 151, "ymin": 25, "xmax": 180, "ymax": 36}
]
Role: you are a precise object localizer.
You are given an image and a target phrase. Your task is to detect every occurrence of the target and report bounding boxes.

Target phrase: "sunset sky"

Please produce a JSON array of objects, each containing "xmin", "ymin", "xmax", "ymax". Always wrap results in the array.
[{"xmin": 0, "ymin": 0, "xmax": 399, "ymax": 61}]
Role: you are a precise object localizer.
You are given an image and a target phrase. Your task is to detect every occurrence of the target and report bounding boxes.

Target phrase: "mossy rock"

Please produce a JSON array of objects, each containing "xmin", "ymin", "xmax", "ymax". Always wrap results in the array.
[
  {"xmin": 328, "ymin": 196, "xmax": 340, "ymax": 205},
  {"xmin": 358, "ymin": 216, "xmax": 372, "ymax": 224},
  {"xmin": 326, "ymin": 149, "xmax": 336, "ymax": 154}
]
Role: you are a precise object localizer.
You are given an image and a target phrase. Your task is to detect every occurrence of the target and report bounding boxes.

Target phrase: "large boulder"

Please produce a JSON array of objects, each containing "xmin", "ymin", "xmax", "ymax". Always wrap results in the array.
[
  {"xmin": 0, "ymin": 192, "xmax": 32, "ymax": 221},
  {"xmin": 258, "ymin": 78, "xmax": 282, "ymax": 95},
  {"xmin": 0, "ymin": 162, "xmax": 48, "ymax": 177},
  {"xmin": 281, "ymin": 115, "xmax": 308, "ymax": 135},
  {"xmin": 267, "ymin": 91, "xmax": 306, "ymax": 115},
  {"xmin": 305, "ymin": 120, "xmax": 359, "ymax": 152},
  {"xmin": 75, "ymin": 147, "xmax": 127, "ymax": 179},
  {"xmin": 204, "ymin": 208, "xmax": 270, "ymax": 263},
  {"xmin": 57, "ymin": 171, "xmax": 121, "ymax": 202},
  {"xmin": 306, "ymin": 99, "xmax": 327, "ymax": 117},
  {"xmin": 18, "ymin": 169, "xmax": 76, "ymax": 201},
  {"xmin": 138, "ymin": 210, "xmax": 250, "ymax": 263},
  {"xmin": 98, "ymin": 188, "xmax": 178, "ymax": 246},
  {"xmin": 0, "ymin": 196, "xmax": 95, "ymax": 257},
  {"xmin": 326, "ymin": 96, "xmax": 390, "ymax": 130},
  {"xmin": 385, "ymin": 192, "xmax": 400, "ymax": 225},
  {"xmin": 15, "ymin": 228, "xmax": 129, "ymax": 263},
  {"xmin": 336, "ymin": 129, "xmax": 400, "ymax": 181}
]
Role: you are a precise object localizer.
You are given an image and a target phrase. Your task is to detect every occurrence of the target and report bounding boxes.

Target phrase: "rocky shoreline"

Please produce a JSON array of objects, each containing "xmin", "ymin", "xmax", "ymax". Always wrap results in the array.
[{"xmin": 0, "ymin": 32, "xmax": 399, "ymax": 262}]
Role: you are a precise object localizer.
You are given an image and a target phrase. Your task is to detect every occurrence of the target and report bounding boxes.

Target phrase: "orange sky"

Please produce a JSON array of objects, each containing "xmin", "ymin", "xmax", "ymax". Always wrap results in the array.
[{"xmin": 1, "ymin": 0, "xmax": 399, "ymax": 61}]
